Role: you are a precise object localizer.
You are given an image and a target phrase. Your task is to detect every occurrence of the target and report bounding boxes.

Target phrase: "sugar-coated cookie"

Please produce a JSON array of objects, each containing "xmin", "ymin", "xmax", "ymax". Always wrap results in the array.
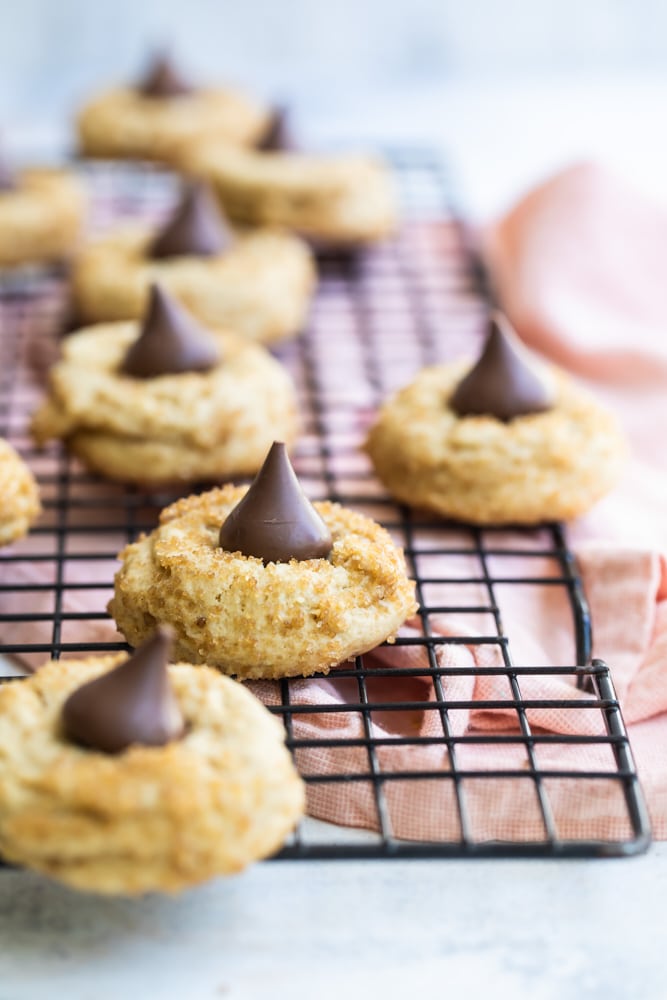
[
  {"xmin": 31, "ymin": 287, "xmax": 298, "ymax": 485},
  {"xmin": 179, "ymin": 142, "xmax": 398, "ymax": 245},
  {"xmin": 0, "ymin": 168, "xmax": 85, "ymax": 267},
  {"xmin": 0, "ymin": 652, "xmax": 304, "ymax": 895},
  {"xmin": 109, "ymin": 447, "xmax": 417, "ymax": 678},
  {"xmin": 0, "ymin": 439, "xmax": 41, "ymax": 546},
  {"xmin": 366, "ymin": 315, "xmax": 626, "ymax": 525}
]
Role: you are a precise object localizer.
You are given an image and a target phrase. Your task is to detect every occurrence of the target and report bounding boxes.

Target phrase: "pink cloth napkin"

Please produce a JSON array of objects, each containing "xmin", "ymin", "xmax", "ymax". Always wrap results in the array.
[
  {"xmin": 483, "ymin": 161, "xmax": 667, "ymax": 837},
  {"xmin": 3, "ymin": 165, "xmax": 667, "ymax": 844}
]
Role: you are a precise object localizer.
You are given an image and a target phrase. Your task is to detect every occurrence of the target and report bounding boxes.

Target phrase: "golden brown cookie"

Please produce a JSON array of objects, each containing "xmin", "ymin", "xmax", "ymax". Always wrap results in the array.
[
  {"xmin": 0, "ymin": 169, "xmax": 85, "ymax": 267},
  {"xmin": 0, "ymin": 657, "xmax": 304, "ymax": 895},
  {"xmin": 179, "ymin": 143, "xmax": 398, "ymax": 244},
  {"xmin": 71, "ymin": 226, "xmax": 315, "ymax": 344},
  {"xmin": 30, "ymin": 321, "xmax": 298, "ymax": 484},
  {"xmin": 0, "ymin": 439, "xmax": 41, "ymax": 546},
  {"xmin": 365, "ymin": 362, "xmax": 626, "ymax": 525},
  {"xmin": 109, "ymin": 486, "xmax": 418, "ymax": 678},
  {"xmin": 77, "ymin": 86, "xmax": 269, "ymax": 165}
]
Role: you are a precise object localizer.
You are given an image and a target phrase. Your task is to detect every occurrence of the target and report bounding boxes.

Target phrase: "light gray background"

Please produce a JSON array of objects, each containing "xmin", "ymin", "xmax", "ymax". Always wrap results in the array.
[
  {"xmin": 3, "ymin": 0, "xmax": 667, "ymax": 217},
  {"xmin": 2, "ymin": 0, "xmax": 667, "ymax": 127}
]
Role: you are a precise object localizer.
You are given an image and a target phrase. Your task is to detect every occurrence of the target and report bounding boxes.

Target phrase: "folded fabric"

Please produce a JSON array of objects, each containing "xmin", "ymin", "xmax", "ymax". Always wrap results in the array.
[
  {"xmin": 483, "ymin": 162, "xmax": 667, "ymax": 551},
  {"xmin": 484, "ymin": 162, "xmax": 667, "ymax": 384},
  {"xmin": 483, "ymin": 162, "xmax": 667, "ymax": 836},
  {"xmin": 250, "ymin": 618, "xmax": 617, "ymax": 844}
]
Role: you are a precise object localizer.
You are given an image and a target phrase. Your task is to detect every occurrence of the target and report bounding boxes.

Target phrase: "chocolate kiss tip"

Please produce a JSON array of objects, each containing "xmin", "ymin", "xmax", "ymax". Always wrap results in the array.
[
  {"xmin": 0, "ymin": 153, "xmax": 15, "ymax": 192},
  {"xmin": 256, "ymin": 107, "xmax": 295, "ymax": 153},
  {"xmin": 149, "ymin": 182, "xmax": 232, "ymax": 259},
  {"xmin": 138, "ymin": 53, "xmax": 192, "ymax": 98},
  {"xmin": 62, "ymin": 625, "xmax": 185, "ymax": 755},
  {"xmin": 449, "ymin": 311, "xmax": 554, "ymax": 422},
  {"xmin": 121, "ymin": 283, "xmax": 220, "ymax": 378},
  {"xmin": 219, "ymin": 441, "xmax": 333, "ymax": 564}
]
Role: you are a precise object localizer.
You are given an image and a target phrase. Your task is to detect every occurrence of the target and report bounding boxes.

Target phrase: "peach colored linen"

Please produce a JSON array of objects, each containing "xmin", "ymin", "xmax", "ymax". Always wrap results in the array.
[{"xmin": 483, "ymin": 162, "xmax": 667, "ymax": 838}]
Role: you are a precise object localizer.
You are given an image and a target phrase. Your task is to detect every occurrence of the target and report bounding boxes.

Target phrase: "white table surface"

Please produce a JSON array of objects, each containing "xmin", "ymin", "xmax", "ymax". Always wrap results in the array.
[
  {"xmin": 2, "ymin": 849, "xmax": 666, "ymax": 1000},
  {"xmin": 3, "ymin": 73, "xmax": 667, "ymax": 999}
]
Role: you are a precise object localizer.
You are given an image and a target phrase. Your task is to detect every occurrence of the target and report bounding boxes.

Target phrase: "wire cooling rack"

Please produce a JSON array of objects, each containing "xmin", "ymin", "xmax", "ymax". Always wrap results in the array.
[{"xmin": 0, "ymin": 149, "xmax": 651, "ymax": 860}]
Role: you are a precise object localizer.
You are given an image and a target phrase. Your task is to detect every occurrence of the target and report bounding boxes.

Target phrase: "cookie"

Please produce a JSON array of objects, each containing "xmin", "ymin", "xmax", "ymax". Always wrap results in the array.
[
  {"xmin": 76, "ymin": 54, "xmax": 269, "ymax": 165},
  {"xmin": 109, "ymin": 451, "xmax": 417, "ymax": 678},
  {"xmin": 0, "ymin": 439, "xmax": 41, "ymax": 546},
  {"xmin": 366, "ymin": 315, "xmax": 626, "ymax": 525},
  {"xmin": 71, "ymin": 208, "xmax": 315, "ymax": 345},
  {"xmin": 30, "ymin": 288, "xmax": 298, "ymax": 485},
  {"xmin": 0, "ymin": 653, "xmax": 304, "ymax": 895},
  {"xmin": 179, "ymin": 142, "xmax": 398, "ymax": 245},
  {"xmin": 0, "ymin": 168, "xmax": 85, "ymax": 267}
]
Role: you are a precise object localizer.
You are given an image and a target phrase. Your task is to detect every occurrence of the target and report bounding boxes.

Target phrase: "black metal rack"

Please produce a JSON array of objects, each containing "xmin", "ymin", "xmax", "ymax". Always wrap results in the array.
[{"xmin": 0, "ymin": 149, "xmax": 651, "ymax": 859}]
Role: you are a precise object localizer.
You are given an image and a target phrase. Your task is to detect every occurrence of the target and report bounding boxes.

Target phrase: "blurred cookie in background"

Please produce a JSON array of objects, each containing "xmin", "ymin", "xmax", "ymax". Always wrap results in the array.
[{"xmin": 76, "ymin": 51, "xmax": 270, "ymax": 165}]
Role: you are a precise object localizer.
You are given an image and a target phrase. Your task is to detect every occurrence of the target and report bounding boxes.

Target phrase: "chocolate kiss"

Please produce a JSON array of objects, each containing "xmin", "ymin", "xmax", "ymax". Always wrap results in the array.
[
  {"xmin": 62, "ymin": 626, "xmax": 185, "ymax": 754},
  {"xmin": 450, "ymin": 311, "xmax": 554, "ymax": 421},
  {"xmin": 219, "ymin": 441, "xmax": 333, "ymax": 563},
  {"xmin": 137, "ymin": 52, "xmax": 192, "ymax": 98},
  {"xmin": 0, "ymin": 148, "xmax": 15, "ymax": 192},
  {"xmin": 149, "ymin": 183, "xmax": 232, "ymax": 259},
  {"xmin": 122, "ymin": 284, "xmax": 220, "ymax": 378},
  {"xmin": 256, "ymin": 107, "xmax": 295, "ymax": 153}
]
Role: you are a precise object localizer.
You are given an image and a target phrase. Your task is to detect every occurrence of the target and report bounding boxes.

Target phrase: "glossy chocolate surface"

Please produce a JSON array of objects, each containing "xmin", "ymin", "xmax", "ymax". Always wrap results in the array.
[
  {"xmin": 121, "ymin": 284, "xmax": 220, "ymax": 378},
  {"xmin": 450, "ymin": 312, "xmax": 554, "ymax": 421},
  {"xmin": 149, "ymin": 183, "xmax": 232, "ymax": 259},
  {"xmin": 62, "ymin": 626, "xmax": 185, "ymax": 754},
  {"xmin": 219, "ymin": 441, "xmax": 333, "ymax": 563}
]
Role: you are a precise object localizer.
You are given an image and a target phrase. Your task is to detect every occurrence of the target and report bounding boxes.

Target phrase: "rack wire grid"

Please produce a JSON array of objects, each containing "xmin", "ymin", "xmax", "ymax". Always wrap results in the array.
[{"xmin": 0, "ymin": 149, "xmax": 651, "ymax": 861}]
